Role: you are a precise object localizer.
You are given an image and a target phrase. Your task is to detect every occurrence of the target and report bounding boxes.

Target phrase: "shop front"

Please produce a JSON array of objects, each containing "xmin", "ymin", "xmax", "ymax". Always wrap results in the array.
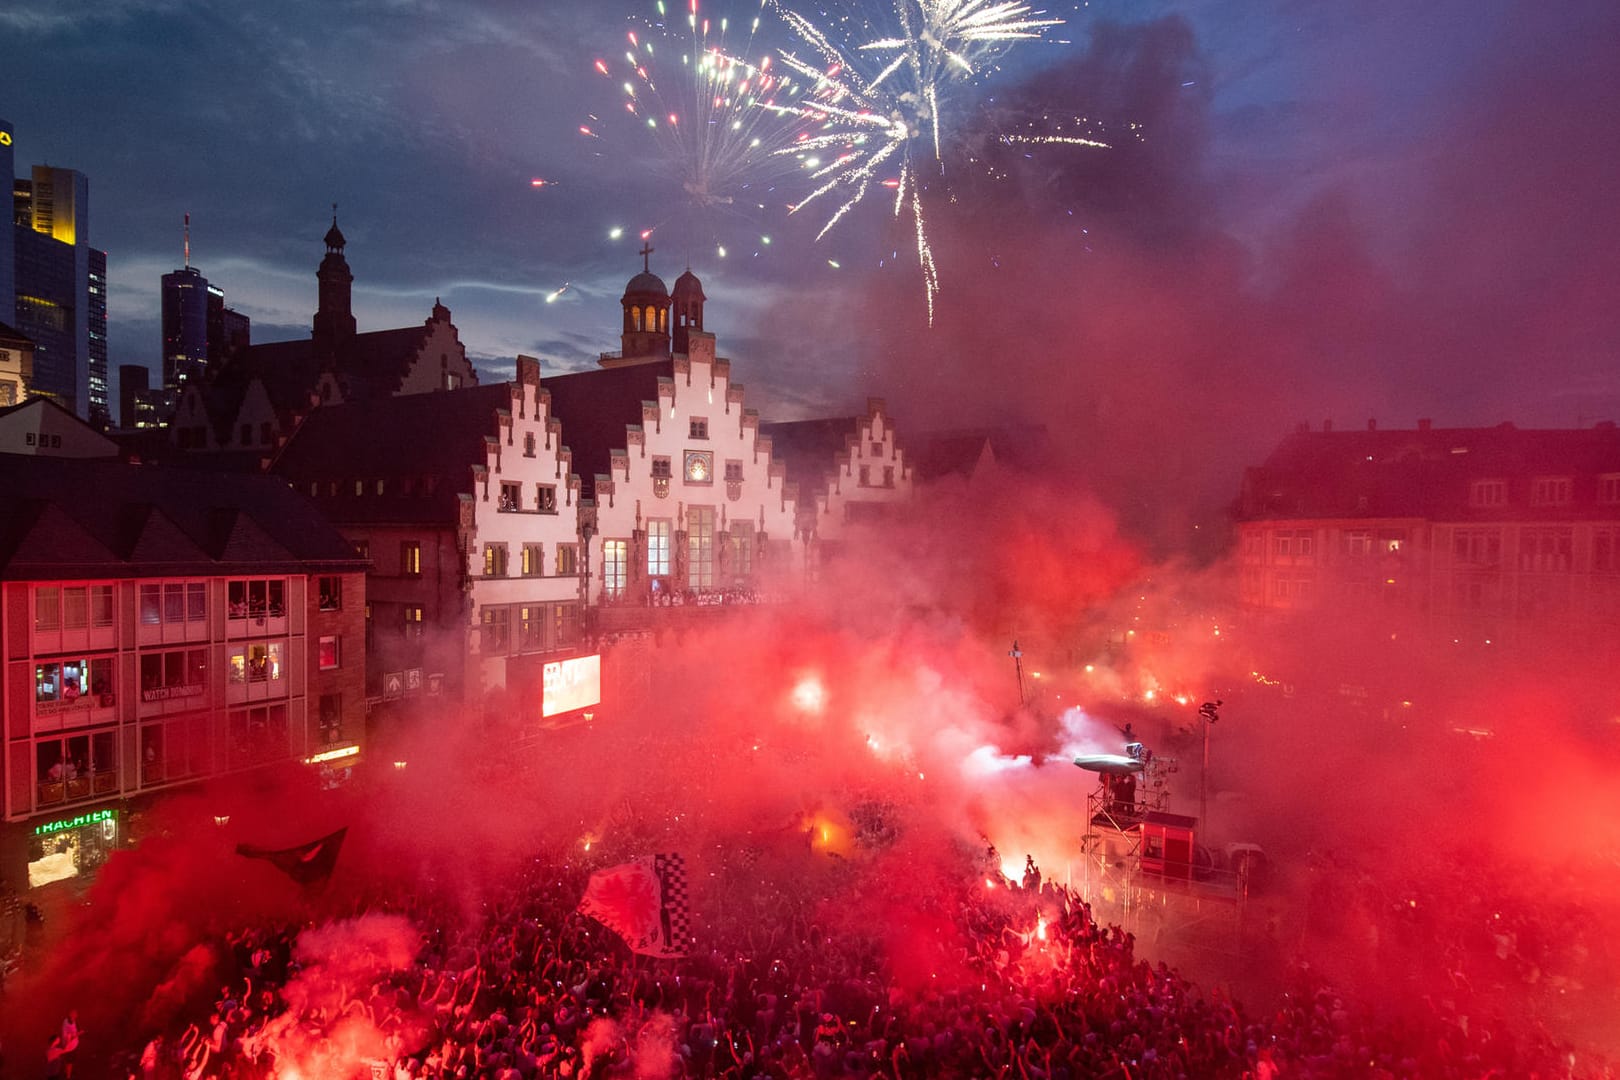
[{"xmin": 23, "ymin": 806, "xmax": 121, "ymax": 891}]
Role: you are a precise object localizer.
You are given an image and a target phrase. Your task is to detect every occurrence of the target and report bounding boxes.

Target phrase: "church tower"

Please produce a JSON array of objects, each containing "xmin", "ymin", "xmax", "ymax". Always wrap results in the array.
[
  {"xmin": 617, "ymin": 242, "xmax": 671, "ymax": 362},
  {"xmin": 313, "ymin": 208, "xmax": 356, "ymax": 364},
  {"xmin": 671, "ymin": 267, "xmax": 706, "ymax": 355}
]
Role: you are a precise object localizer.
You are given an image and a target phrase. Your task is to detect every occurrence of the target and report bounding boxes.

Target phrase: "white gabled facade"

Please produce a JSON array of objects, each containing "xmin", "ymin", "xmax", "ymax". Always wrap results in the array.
[
  {"xmin": 807, "ymin": 398, "xmax": 914, "ymax": 543},
  {"xmin": 463, "ymin": 359, "xmax": 587, "ymax": 704},
  {"xmin": 585, "ymin": 331, "xmax": 801, "ymax": 608}
]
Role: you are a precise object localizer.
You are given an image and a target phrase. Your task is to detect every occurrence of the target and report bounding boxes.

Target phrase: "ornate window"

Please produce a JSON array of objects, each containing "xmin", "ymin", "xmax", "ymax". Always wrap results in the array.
[
  {"xmin": 603, "ymin": 540, "xmax": 628, "ymax": 598},
  {"xmin": 648, "ymin": 520, "xmax": 671, "ymax": 576}
]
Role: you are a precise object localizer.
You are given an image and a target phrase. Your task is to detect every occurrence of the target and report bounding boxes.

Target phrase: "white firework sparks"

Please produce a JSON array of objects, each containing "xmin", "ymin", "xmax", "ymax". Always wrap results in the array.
[
  {"xmin": 766, "ymin": 0, "xmax": 1064, "ymax": 324},
  {"xmin": 588, "ymin": 1, "xmax": 811, "ymax": 259}
]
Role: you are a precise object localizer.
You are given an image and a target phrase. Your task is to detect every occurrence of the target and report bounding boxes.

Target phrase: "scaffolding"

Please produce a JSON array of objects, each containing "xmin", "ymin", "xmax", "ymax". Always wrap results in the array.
[
  {"xmin": 1076, "ymin": 752, "xmax": 1177, "ymax": 929},
  {"xmin": 1076, "ymin": 751, "xmax": 1268, "ymax": 956}
]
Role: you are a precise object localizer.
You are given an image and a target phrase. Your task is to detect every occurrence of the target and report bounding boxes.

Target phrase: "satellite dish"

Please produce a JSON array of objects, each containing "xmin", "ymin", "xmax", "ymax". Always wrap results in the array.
[{"xmin": 1074, "ymin": 754, "xmax": 1146, "ymax": 775}]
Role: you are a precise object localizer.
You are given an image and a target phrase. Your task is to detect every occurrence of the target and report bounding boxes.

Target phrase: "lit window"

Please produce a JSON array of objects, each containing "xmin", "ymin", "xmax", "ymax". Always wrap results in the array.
[
  {"xmin": 318, "ymin": 636, "xmax": 340, "ymax": 670},
  {"xmin": 483, "ymin": 543, "xmax": 508, "ymax": 577},
  {"xmin": 648, "ymin": 520, "xmax": 671, "ymax": 576},
  {"xmin": 602, "ymin": 540, "xmax": 628, "ymax": 598}
]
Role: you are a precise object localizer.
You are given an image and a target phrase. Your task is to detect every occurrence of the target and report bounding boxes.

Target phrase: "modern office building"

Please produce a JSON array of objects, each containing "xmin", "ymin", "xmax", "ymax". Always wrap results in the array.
[
  {"xmin": 118, "ymin": 363, "xmax": 170, "ymax": 431},
  {"xmin": 0, "ymin": 119, "xmax": 14, "ymax": 320},
  {"xmin": 161, "ymin": 266, "xmax": 209, "ymax": 391},
  {"xmin": 160, "ymin": 217, "xmax": 250, "ymax": 394},
  {"xmin": 7, "ymin": 133, "xmax": 108, "ymax": 420}
]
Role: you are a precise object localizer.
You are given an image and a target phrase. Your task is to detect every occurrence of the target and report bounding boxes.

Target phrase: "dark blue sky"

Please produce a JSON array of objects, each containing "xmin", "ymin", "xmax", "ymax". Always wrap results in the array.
[{"xmin": 4, "ymin": 0, "xmax": 1616, "ymax": 525}]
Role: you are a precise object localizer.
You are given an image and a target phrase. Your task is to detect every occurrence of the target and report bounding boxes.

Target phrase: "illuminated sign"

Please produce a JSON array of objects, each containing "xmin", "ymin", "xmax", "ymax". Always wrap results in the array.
[
  {"xmin": 141, "ymin": 684, "xmax": 205, "ymax": 703},
  {"xmin": 305, "ymin": 744, "xmax": 360, "ymax": 765},
  {"xmin": 0, "ymin": 130, "xmax": 12, "ymax": 146},
  {"xmin": 33, "ymin": 807, "xmax": 115, "ymax": 836},
  {"xmin": 542, "ymin": 654, "xmax": 601, "ymax": 718}
]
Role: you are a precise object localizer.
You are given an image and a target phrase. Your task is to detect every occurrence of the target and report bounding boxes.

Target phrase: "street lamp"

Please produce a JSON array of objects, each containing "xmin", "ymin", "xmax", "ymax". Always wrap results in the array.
[
  {"xmin": 1009, "ymin": 640, "xmax": 1026, "ymax": 706},
  {"xmin": 1197, "ymin": 699, "xmax": 1222, "ymax": 828}
]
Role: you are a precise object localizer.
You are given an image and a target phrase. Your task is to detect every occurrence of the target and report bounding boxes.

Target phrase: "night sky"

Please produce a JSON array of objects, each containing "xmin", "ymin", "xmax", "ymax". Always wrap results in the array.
[{"xmin": 4, "ymin": 0, "xmax": 1617, "ymax": 535}]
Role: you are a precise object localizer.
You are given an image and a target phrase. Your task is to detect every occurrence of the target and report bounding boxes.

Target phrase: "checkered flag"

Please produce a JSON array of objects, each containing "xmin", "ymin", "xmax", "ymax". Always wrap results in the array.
[
  {"xmin": 655, "ymin": 853, "xmax": 690, "ymax": 957},
  {"xmin": 578, "ymin": 852, "xmax": 691, "ymax": 958}
]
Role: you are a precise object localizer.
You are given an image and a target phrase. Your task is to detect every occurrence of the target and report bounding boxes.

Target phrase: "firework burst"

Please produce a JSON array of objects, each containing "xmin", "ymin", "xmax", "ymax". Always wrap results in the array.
[
  {"xmin": 765, "ymin": 0, "xmax": 1068, "ymax": 323},
  {"xmin": 587, "ymin": 0, "xmax": 813, "ymax": 260}
]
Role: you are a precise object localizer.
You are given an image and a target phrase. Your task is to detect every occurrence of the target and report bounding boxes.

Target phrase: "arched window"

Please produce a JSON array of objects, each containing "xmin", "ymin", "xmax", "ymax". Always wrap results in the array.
[
  {"xmin": 632, "ymin": 306, "xmax": 643, "ymax": 332},
  {"xmin": 658, "ymin": 307, "xmax": 667, "ymax": 332}
]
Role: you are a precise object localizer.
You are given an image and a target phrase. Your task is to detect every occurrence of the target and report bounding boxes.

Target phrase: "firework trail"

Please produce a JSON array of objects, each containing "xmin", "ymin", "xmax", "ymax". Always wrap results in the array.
[{"xmin": 766, "ymin": 0, "xmax": 1070, "ymax": 323}]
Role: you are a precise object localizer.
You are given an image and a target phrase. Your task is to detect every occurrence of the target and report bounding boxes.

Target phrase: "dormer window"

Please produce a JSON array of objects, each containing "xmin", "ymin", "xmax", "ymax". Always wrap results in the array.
[
  {"xmin": 1469, "ymin": 479, "xmax": 1507, "ymax": 508},
  {"xmin": 1530, "ymin": 477, "xmax": 1572, "ymax": 507},
  {"xmin": 689, "ymin": 418, "xmax": 709, "ymax": 440}
]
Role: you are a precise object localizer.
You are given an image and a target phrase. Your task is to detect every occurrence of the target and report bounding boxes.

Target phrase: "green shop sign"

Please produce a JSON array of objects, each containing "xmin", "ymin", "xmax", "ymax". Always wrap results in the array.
[{"xmin": 33, "ymin": 808, "xmax": 115, "ymax": 837}]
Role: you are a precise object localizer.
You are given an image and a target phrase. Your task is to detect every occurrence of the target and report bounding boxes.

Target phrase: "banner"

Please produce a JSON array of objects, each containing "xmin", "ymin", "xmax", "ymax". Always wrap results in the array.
[
  {"xmin": 236, "ymin": 827, "xmax": 347, "ymax": 886},
  {"xmin": 577, "ymin": 852, "xmax": 690, "ymax": 958}
]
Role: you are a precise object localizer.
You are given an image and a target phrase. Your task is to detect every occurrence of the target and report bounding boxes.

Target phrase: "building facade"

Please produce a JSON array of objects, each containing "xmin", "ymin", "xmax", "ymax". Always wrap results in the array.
[
  {"xmin": 170, "ymin": 215, "xmax": 475, "ymax": 458},
  {"xmin": 1235, "ymin": 420, "xmax": 1620, "ymax": 651},
  {"xmin": 0, "ymin": 453, "xmax": 367, "ymax": 897},
  {"xmin": 0, "ymin": 320, "xmax": 32, "ymax": 407},
  {"xmin": 272, "ymin": 358, "xmax": 586, "ymax": 726},
  {"xmin": 763, "ymin": 398, "xmax": 915, "ymax": 558},
  {"xmin": 542, "ymin": 265, "xmax": 802, "ymax": 619}
]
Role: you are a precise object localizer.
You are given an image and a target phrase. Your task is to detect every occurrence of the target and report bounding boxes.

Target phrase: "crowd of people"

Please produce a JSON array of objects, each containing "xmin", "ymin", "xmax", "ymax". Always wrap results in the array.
[{"xmin": 64, "ymin": 833, "xmax": 1611, "ymax": 1080}]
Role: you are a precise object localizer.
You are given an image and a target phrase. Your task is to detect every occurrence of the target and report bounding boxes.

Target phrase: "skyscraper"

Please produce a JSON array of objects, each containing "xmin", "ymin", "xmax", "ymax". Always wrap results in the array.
[
  {"xmin": 9, "ymin": 144, "xmax": 108, "ymax": 420},
  {"xmin": 161, "ymin": 217, "xmax": 248, "ymax": 392},
  {"xmin": 161, "ymin": 265, "xmax": 209, "ymax": 390},
  {"xmin": 0, "ymin": 119, "xmax": 15, "ymax": 318}
]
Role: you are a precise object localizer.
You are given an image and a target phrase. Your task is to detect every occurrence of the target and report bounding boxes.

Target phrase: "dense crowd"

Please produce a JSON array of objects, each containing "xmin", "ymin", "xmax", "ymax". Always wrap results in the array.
[{"xmin": 69, "ymin": 837, "xmax": 1611, "ymax": 1080}]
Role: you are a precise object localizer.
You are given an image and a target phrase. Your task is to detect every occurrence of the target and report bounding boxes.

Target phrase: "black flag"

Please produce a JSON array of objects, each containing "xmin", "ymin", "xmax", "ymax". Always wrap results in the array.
[{"xmin": 236, "ymin": 827, "xmax": 347, "ymax": 885}]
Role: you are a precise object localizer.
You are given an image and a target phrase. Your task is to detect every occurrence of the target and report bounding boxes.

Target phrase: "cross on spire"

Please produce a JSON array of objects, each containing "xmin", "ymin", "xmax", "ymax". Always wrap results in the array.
[{"xmin": 639, "ymin": 240, "xmax": 654, "ymax": 273}]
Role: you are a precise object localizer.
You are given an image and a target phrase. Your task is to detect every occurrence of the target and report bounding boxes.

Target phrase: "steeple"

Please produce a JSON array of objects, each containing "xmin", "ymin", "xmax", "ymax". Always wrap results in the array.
[
  {"xmin": 314, "ymin": 205, "xmax": 356, "ymax": 363},
  {"xmin": 671, "ymin": 266, "xmax": 706, "ymax": 355},
  {"xmin": 617, "ymin": 243, "xmax": 671, "ymax": 362}
]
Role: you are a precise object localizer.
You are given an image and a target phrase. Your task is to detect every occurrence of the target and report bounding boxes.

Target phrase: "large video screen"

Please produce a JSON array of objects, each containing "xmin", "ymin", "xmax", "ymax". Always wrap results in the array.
[{"xmin": 542, "ymin": 654, "xmax": 601, "ymax": 718}]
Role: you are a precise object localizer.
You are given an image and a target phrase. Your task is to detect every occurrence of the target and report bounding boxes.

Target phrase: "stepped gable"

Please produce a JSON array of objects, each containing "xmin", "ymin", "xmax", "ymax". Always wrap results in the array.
[
  {"xmin": 540, "ymin": 360, "xmax": 672, "ymax": 501},
  {"xmin": 759, "ymin": 416, "xmax": 858, "ymax": 494}
]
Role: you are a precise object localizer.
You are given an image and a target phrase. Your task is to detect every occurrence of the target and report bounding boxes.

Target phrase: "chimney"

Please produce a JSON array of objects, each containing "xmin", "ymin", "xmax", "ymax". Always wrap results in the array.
[
  {"xmin": 516, "ymin": 354, "xmax": 540, "ymax": 387},
  {"xmin": 1323, "ymin": 419, "xmax": 1333, "ymax": 432},
  {"xmin": 1367, "ymin": 419, "xmax": 1377, "ymax": 431},
  {"xmin": 1417, "ymin": 418, "xmax": 1432, "ymax": 431}
]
